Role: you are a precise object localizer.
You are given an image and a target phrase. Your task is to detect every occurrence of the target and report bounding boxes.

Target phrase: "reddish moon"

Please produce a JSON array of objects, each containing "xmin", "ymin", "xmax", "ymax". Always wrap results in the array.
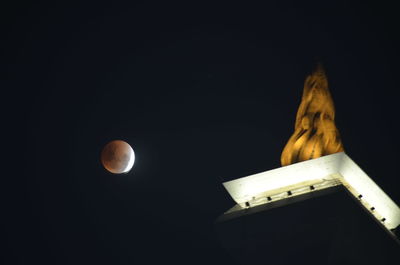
[{"xmin": 101, "ymin": 140, "xmax": 135, "ymax": 174}]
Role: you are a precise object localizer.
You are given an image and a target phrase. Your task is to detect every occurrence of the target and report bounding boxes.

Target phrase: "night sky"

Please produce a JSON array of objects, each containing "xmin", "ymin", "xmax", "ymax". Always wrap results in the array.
[{"xmin": 3, "ymin": 1, "xmax": 400, "ymax": 264}]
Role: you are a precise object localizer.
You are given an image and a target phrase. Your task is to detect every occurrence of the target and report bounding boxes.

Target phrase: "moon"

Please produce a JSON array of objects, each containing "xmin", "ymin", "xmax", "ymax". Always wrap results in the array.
[{"xmin": 101, "ymin": 140, "xmax": 135, "ymax": 174}]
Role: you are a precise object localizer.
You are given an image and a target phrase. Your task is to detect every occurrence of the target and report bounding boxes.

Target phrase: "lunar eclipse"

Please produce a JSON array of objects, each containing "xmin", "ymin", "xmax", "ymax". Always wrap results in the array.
[
  {"xmin": 101, "ymin": 140, "xmax": 135, "ymax": 174},
  {"xmin": 7, "ymin": 1, "xmax": 400, "ymax": 264}
]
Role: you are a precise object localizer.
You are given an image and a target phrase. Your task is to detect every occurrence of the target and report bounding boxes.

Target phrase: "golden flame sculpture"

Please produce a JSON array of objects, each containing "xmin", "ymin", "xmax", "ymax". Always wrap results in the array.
[{"xmin": 281, "ymin": 65, "xmax": 344, "ymax": 166}]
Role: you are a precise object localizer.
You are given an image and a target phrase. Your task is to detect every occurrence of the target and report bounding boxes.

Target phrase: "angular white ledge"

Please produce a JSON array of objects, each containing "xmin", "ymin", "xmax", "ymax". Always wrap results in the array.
[{"xmin": 223, "ymin": 152, "xmax": 400, "ymax": 233}]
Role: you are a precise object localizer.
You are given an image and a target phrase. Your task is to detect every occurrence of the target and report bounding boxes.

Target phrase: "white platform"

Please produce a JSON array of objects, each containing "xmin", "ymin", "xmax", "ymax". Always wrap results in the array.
[{"xmin": 223, "ymin": 152, "xmax": 400, "ymax": 233}]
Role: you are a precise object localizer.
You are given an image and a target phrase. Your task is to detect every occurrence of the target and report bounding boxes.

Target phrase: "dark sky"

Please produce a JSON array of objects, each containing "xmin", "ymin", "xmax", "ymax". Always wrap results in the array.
[{"xmin": 3, "ymin": 1, "xmax": 400, "ymax": 264}]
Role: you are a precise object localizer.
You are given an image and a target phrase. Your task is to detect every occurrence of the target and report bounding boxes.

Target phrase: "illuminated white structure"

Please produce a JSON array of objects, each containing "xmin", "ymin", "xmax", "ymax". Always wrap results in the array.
[{"xmin": 223, "ymin": 152, "xmax": 400, "ymax": 240}]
